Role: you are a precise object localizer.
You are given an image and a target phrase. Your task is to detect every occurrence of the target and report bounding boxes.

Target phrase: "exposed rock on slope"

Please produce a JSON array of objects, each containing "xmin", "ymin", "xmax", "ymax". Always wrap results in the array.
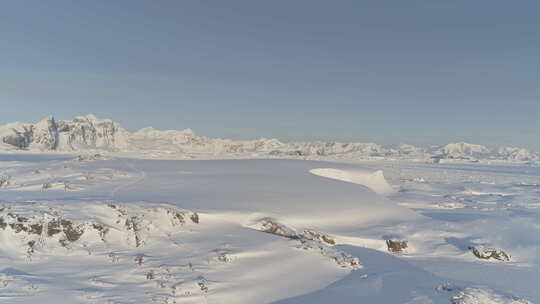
[
  {"xmin": 0, "ymin": 114, "xmax": 129, "ymax": 151},
  {"xmin": 0, "ymin": 203, "xmax": 199, "ymax": 258},
  {"xmin": 252, "ymin": 218, "xmax": 361, "ymax": 270},
  {"xmin": 469, "ymin": 246, "xmax": 511, "ymax": 262}
]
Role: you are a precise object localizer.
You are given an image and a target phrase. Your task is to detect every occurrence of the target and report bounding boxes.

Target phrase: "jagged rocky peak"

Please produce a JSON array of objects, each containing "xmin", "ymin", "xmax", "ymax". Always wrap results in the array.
[
  {"xmin": 58, "ymin": 114, "xmax": 129, "ymax": 150},
  {"xmin": 0, "ymin": 114, "xmax": 129, "ymax": 152},
  {"xmin": 0, "ymin": 122, "xmax": 33, "ymax": 149},
  {"xmin": 30, "ymin": 116, "xmax": 59, "ymax": 150}
]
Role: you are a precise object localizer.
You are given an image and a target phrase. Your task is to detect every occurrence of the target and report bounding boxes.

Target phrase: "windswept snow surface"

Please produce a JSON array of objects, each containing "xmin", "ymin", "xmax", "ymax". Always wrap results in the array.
[
  {"xmin": 309, "ymin": 168, "xmax": 395, "ymax": 195},
  {"xmin": 0, "ymin": 154, "xmax": 538, "ymax": 303}
]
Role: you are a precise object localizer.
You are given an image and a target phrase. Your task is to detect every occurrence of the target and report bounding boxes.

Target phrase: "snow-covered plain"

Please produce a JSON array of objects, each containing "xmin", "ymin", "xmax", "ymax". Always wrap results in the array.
[{"xmin": 0, "ymin": 152, "xmax": 539, "ymax": 303}]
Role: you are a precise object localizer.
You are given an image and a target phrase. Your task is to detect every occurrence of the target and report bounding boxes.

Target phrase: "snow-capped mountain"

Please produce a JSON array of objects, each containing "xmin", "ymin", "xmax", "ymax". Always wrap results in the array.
[
  {"xmin": 0, "ymin": 115, "xmax": 129, "ymax": 152},
  {"xmin": 0, "ymin": 115, "xmax": 537, "ymax": 162},
  {"xmin": 497, "ymin": 146, "xmax": 534, "ymax": 161},
  {"xmin": 433, "ymin": 142, "xmax": 492, "ymax": 160},
  {"xmin": 129, "ymin": 127, "xmax": 284, "ymax": 155},
  {"xmin": 429, "ymin": 142, "xmax": 538, "ymax": 162}
]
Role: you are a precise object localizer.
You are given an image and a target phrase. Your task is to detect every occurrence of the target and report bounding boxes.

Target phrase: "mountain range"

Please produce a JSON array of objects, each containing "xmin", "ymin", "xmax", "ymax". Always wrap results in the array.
[{"xmin": 0, "ymin": 114, "xmax": 536, "ymax": 162}]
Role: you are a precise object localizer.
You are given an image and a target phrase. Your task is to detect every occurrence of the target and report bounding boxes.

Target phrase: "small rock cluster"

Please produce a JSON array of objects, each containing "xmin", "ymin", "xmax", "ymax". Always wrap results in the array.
[
  {"xmin": 0, "ymin": 175, "xmax": 10, "ymax": 188},
  {"xmin": 468, "ymin": 246, "xmax": 511, "ymax": 262},
  {"xmin": 386, "ymin": 239, "xmax": 408, "ymax": 253},
  {"xmin": 255, "ymin": 218, "xmax": 360, "ymax": 270}
]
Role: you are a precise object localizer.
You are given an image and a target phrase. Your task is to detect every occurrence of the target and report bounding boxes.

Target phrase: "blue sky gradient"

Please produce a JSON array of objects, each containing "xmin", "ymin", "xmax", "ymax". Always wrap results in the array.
[{"xmin": 0, "ymin": 1, "xmax": 538, "ymax": 149}]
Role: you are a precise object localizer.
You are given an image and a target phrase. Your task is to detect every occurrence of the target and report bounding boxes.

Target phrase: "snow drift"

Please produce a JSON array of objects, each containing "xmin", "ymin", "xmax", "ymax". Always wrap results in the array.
[{"xmin": 309, "ymin": 168, "xmax": 395, "ymax": 195}]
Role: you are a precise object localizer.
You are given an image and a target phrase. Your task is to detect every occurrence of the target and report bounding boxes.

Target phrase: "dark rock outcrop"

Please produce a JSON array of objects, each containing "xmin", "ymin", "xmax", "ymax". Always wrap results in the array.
[
  {"xmin": 386, "ymin": 239, "xmax": 408, "ymax": 253},
  {"xmin": 468, "ymin": 246, "xmax": 511, "ymax": 261}
]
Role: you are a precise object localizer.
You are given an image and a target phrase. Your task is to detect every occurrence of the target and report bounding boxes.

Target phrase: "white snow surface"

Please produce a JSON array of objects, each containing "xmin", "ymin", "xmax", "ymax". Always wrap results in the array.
[{"xmin": 0, "ymin": 153, "xmax": 538, "ymax": 303}]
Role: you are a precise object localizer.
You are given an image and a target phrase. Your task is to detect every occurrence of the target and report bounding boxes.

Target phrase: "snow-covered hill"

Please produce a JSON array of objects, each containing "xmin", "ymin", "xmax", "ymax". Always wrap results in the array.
[
  {"xmin": 435, "ymin": 142, "xmax": 491, "ymax": 159},
  {"xmin": 0, "ymin": 115, "xmax": 537, "ymax": 162}
]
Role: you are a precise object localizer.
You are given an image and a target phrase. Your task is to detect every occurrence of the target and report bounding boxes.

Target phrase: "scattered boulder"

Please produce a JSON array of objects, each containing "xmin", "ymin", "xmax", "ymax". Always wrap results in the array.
[
  {"xmin": 468, "ymin": 246, "xmax": 511, "ymax": 261},
  {"xmin": 134, "ymin": 255, "xmax": 145, "ymax": 266},
  {"xmin": 215, "ymin": 251, "xmax": 232, "ymax": 263},
  {"xmin": 63, "ymin": 182, "xmax": 76, "ymax": 191},
  {"xmin": 108, "ymin": 252, "xmax": 120, "ymax": 263},
  {"xmin": 0, "ymin": 175, "xmax": 11, "ymax": 188},
  {"xmin": 77, "ymin": 154, "xmax": 106, "ymax": 162},
  {"xmin": 190, "ymin": 212, "xmax": 199, "ymax": 224},
  {"xmin": 386, "ymin": 239, "xmax": 408, "ymax": 253},
  {"xmin": 258, "ymin": 219, "xmax": 298, "ymax": 239},
  {"xmin": 197, "ymin": 277, "xmax": 209, "ymax": 293}
]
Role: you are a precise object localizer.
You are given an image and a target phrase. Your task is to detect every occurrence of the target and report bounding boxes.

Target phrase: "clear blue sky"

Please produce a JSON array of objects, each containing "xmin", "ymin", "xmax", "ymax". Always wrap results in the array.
[{"xmin": 1, "ymin": 1, "xmax": 538, "ymax": 149}]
